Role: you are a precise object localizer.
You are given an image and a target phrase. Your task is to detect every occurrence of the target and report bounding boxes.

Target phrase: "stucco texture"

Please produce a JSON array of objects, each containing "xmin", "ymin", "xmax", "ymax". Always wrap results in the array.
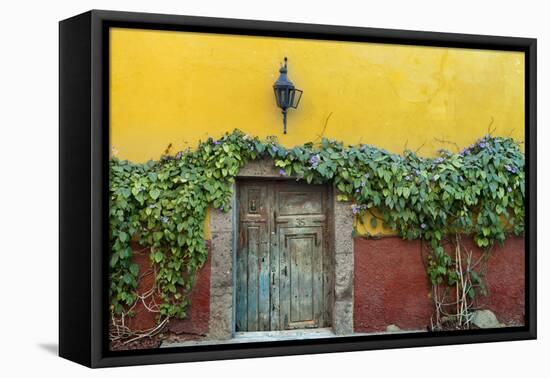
[
  {"xmin": 353, "ymin": 236, "xmax": 525, "ymax": 332},
  {"xmin": 109, "ymin": 28, "xmax": 524, "ymax": 236},
  {"xmin": 110, "ymin": 28, "xmax": 524, "ymax": 164}
]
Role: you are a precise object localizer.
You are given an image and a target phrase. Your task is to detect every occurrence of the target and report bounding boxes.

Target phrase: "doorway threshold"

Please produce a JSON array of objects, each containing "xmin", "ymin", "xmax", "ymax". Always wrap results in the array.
[
  {"xmin": 234, "ymin": 327, "xmax": 337, "ymax": 342},
  {"xmin": 160, "ymin": 328, "xmax": 338, "ymax": 348},
  {"xmin": 160, "ymin": 328, "xmax": 426, "ymax": 348}
]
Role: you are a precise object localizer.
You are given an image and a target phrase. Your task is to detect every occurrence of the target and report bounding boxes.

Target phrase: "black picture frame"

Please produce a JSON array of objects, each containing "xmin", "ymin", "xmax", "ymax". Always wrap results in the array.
[{"xmin": 59, "ymin": 9, "xmax": 537, "ymax": 368}]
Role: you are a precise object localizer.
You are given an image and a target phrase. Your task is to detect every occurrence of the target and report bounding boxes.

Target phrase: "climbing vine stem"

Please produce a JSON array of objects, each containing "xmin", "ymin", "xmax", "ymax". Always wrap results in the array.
[{"xmin": 110, "ymin": 129, "xmax": 524, "ymax": 334}]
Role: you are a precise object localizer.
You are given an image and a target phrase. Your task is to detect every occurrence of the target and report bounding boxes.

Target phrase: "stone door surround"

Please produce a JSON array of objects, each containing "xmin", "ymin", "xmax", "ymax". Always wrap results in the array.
[{"xmin": 208, "ymin": 158, "xmax": 354, "ymax": 339}]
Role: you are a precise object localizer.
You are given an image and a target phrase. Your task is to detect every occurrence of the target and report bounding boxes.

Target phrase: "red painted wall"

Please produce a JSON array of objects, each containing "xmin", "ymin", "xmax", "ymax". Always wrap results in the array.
[
  {"xmin": 123, "ymin": 236, "xmax": 523, "ymax": 335},
  {"xmin": 353, "ymin": 236, "xmax": 525, "ymax": 332},
  {"xmin": 354, "ymin": 237, "xmax": 432, "ymax": 332},
  {"xmin": 126, "ymin": 242, "xmax": 211, "ymax": 336},
  {"xmin": 471, "ymin": 236, "xmax": 525, "ymax": 325}
]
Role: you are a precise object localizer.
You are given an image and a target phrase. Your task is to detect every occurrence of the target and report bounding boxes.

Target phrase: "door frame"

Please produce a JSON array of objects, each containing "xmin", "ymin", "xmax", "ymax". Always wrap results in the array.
[{"xmin": 207, "ymin": 158, "xmax": 355, "ymax": 340}]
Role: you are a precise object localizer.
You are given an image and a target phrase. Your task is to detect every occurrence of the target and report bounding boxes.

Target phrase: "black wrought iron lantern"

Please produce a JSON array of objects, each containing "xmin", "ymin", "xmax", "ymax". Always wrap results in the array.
[{"xmin": 273, "ymin": 57, "xmax": 302, "ymax": 134}]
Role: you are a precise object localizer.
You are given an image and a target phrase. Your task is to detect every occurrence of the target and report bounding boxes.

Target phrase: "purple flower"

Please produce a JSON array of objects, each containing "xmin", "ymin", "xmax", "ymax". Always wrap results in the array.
[
  {"xmin": 213, "ymin": 140, "xmax": 221, "ymax": 145},
  {"xmin": 508, "ymin": 187, "xmax": 513, "ymax": 193},
  {"xmin": 148, "ymin": 204, "xmax": 156, "ymax": 209},
  {"xmin": 310, "ymin": 154, "xmax": 320, "ymax": 168},
  {"xmin": 504, "ymin": 164, "xmax": 518, "ymax": 174},
  {"xmin": 351, "ymin": 204, "xmax": 359, "ymax": 214},
  {"xmin": 361, "ymin": 181, "xmax": 366, "ymax": 187},
  {"xmin": 272, "ymin": 145, "xmax": 279, "ymax": 153},
  {"xmin": 364, "ymin": 173, "xmax": 370, "ymax": 179},
  {"xmin": 414, "ymin": 169, "xmax": 421, "ymax": 176},
  {"xmin": 434, "ymin": 157, "xmax": 444, "ymax": 164},
  {"xmin": 420, "ymin": 223, "xmax": 427, "ymax": 229},
  {"xmin": 355, "ymin": 189, "xmax": 360, "ymax": 193},
  {"xmin": 160, "ymin": 216, "xmax": 169, "ymax": 224},
  {"xmin": 175, "ymin": 151, "xmax": 183, "ymax": 159},
  {"xmin": 279, "ymin": 168, "xmax": 287, "ymax": 176},
  {"xmin": 479, "ymin": 142, "xmax": 486, "ymax": 149},
  {"xmin": 405, "ymin": 175, "xmax": 411, "ymax": 181}
]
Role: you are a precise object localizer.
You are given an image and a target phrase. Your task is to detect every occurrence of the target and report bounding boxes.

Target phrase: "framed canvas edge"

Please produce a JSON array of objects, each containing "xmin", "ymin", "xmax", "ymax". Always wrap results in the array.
[
  {"xmin": 59, "ymin": 10, "xmax": 93, "ymax": 367},
  {"xmin": 59, "ymin": 9, "xmax": 537, "ymax": 368}
]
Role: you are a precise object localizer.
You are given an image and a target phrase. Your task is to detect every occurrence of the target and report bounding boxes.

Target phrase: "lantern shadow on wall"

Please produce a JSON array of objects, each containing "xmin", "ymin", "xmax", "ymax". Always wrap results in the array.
[{"xmin": 273, "ymin": 57, "xmax": 303, "ymax": 134}]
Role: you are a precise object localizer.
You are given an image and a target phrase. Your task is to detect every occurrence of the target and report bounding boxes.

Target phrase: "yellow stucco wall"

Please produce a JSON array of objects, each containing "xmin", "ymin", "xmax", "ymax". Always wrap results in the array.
[{"xmin": 109, "ymin": 27, "xmax": 525, "ymax": 236}]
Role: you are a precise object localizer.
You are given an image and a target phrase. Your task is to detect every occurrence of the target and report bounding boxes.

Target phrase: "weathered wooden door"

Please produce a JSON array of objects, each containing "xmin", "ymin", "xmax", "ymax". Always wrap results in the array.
[{"xmin": 236, "ymin": 180, "xmax": 331, "ymax": 332}]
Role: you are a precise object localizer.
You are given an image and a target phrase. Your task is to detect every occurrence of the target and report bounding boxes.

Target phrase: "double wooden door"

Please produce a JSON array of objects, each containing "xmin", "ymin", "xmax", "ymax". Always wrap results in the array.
[{"xmin": 236, "ymin": 180, "xmax": 331, "ymax": 332}]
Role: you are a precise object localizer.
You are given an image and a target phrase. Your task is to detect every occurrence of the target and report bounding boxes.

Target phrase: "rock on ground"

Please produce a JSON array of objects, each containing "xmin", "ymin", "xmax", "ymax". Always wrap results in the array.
[
  {"xmin": 472, "ymin": 310, "xmax": 500, "ymax": 329},
  {"xmin": 386, "ymin": 324, "xmax": 401, "ymax": 332}
]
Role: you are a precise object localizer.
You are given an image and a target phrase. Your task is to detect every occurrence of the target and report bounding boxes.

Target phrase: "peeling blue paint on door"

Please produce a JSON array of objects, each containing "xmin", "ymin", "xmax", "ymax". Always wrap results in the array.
[{"xmin": 236, "ymin": 180, "xmax": 330, "ymax": 331}]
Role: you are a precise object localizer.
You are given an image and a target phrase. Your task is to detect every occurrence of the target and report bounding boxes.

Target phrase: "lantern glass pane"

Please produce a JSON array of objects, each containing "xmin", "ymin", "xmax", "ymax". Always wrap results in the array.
[
  {"xmin": 287, "ymin": 88, "xmax": 293, "ymax": 107},
  {"xmin": 292, "ymin": 89, "xmax": 303, "ymax": 108},
  {"xmin": 289, "ymin": 89, "xmax": 296, "ymax": 108},
  {"xmin": 274, "ymin": 88, "xmax": 281, "ymax": 107}
]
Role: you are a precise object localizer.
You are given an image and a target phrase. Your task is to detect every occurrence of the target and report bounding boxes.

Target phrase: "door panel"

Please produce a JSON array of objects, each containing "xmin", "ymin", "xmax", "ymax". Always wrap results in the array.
[
  {"xmin": 236, "ymin": 180, "xmax": 329, "ymax": 332},
  {"xmin": 244, "ymin": 224, "xmax": 270, "ymax": 331},
  {"xmin": 277, "ymin": 191, "xmax": 324, "ymax": 216},
  {"xmin": 279, "ymin": 226, "xmax": 323, "ymax": 329},
  {"xmin": 236, "ymin": 183, "xmax": 270, "ymax": 332}
]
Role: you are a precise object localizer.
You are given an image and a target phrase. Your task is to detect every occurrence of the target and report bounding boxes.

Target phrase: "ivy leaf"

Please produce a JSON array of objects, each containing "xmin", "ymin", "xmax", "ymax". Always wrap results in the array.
[
  {"xmin": 110, "ymin": 253, "xmax": 119, "ymax": 267},
  {"xmin": 129, "ymin": 263, "xmax": 139, "ymax": 276},
  {"xmin": 121, "ymin": 188, "xmax": 131, "ymax": 198},
  {"xmin": 123, "ymin": 273, "xmax": 134, "ymax": 285},
  {"xmin": 489, "ymin": 182, "xmax": 497, "ymax": 194},
  {"xmin": 254, "ymin": 142, "xmax": 265, "ymax": 154},
  {"xmin": 370, "ymin": 217, "xmax": 378, "ymax": 228},
  {"xmin": 177, "ymin": 234, "xmax": 186, "ymax": 247},
  {"xmin": 150, "ymin": 188, "xmax": 161, "ymax": 200},
  {"xmin": 153, "ymin": 232, "xmax": 163, "ymax": 242},
  {"xmin": 118, "ymin": 231, "xmax": 128, "ymax": 243},
  {"xmin": 153, "ymin": 251, "xmax": 164, "ymax": 263}
]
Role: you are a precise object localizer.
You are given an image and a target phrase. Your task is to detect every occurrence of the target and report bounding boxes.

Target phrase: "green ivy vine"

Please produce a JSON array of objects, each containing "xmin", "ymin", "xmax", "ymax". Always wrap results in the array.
[{"xmin": 110, "ymin": 129, "xmax": 524, "ymax": 324}]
